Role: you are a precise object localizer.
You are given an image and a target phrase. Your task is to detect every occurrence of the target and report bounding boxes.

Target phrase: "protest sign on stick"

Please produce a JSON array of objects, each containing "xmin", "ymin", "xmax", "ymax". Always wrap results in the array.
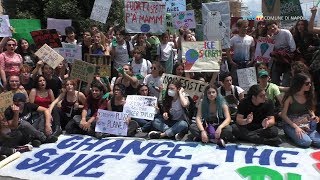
[
  {"xmin": 90, "ymin": 0, "xmax": 112, "ymax": 23},
  {"xmin": 0, "ymin": 15, "xmax": 12, "ymax": 37},
  {"xmin": 254, "ymin": 37, "xmax": 275, "ymax": 64},
  {"xmin": 47, "ymin": 18, "xmax": 72, "ymax": 35},
  {"xmin": 55, "ymin": 42, "xmax": 82, "ymax": 64},
  {"xmin": 162, "ymin": 0, "xmax": 186, "ymax": 12},
  {"xmin": 125, "ymin": 1, "xmax": 166, "ymax": 33},
  {"xmin": 10, "ymin": 19, "xmax": 41, "ymax": 44},
  {"xmin": 84, "ymin": 54, "xmax": 112, "ymax": 77},
  {"xmin": 123, "ymin": 95, "xmax": 157, "ymax": 121},
  {"xmin": 31, "ymin": 29, "xmax": 62, "ymax": 49},
  {"xmin": 182, "ymin": 41, "xmax": 222, "ymax": 72},
  {"xmin": 96, "ymin": 109, "xmax": 128, "ymax": 136},
  {"xmin": 0, "ymin": 91, "xmax": 13, "ymax": 114},
  {"xmin": 70, "ymin": 60, "xmax": 96, "ymax": 84},
  {"xmin": 161, "ymin": 73, "xmax": 208, "ymax": 103},
  {"xmin": 172, "ymin": 10, "xmax": 196, "ymax": 29},
  {"xmin": 35, "ymin": 44, "xmax": 64, "ymax": 69}
]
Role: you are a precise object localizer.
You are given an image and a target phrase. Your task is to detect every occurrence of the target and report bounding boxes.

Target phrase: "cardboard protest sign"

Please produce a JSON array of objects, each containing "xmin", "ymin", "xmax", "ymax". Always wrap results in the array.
[
  {"xmin": 262, "ymin": 0, "xmax": 280, "ymax": 17},
  {"xmin": 182, "ymin": 41, "xmax": 222, "ymax": 72},
  {"xmin": 280, "ymin": 0, "xmax": 303, "ymax": 26},
  {"xmin": 31, "ymin": 29, "xmax": 62, "ymax": 49},
  {"xmin": 236, "ymin": 67, "xmax": 257, "ymax": 92},
  {"xmin": 84, "ymin": 54, "xmax": 112, "ymax": 77},
  {"xmin": 165, "ymin": 13, "xmax": 175, "ymax": 34},
  {"xmin": 0, "ymin": 91, "xmax": 13, "ymax": 113},
  {"xmin": 55, "ymin": 42, "xmax": 82, "ymax": 63},
  {"xmin": 123, "ymin": 95, "xmax": 157, "ymax": 121},
  {"xmin": 9, "ymin": 19, "xmax": 41, "ymax": 44},
  {"xmin": 96, "ymin": 109, "xmax": 128, "ymax": 136},
  {"xmin": 70, "ymin": 60, "xmax": 96, "ymax": 83},
  {"xmin": 125, "ymin": 1, "xmax": 166, "ymax": 33},
  {"xmin": 35, "ymin": 44, "xmax": 64, "ymax": 69},
  {"xmin": 202, "ymin": 2, "xmax": 231, "ymax": 49},
  {"xmin": 254, "ymin": 37, "xmax": 275, "ymax": 63},
  {"xmin": 0, "ymin": 15, "xmax": 12, "ymax": 37},
  {"xmin": 161, "ymin": 73, "xmax": 208, "ymax": 103},
  {"xmin": 90, "ymin": 0, "xmax": 112, "ymax": 23},
  {"xmin": 47, "ymin": 18, "xmax": 72, "ymax": 35},
  {"xmin": 162, "ymin": 0, "xmax": 186, "ymax": 13},
  {"xmin": 172, "ymin": 10, "xmax": 196, "ymax": 29}
]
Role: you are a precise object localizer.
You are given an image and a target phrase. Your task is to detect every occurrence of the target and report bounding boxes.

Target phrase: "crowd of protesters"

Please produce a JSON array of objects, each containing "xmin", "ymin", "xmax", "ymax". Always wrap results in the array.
[{"xmin": 1, "ymin": 6, "xmax": 320, "ymax": 161}]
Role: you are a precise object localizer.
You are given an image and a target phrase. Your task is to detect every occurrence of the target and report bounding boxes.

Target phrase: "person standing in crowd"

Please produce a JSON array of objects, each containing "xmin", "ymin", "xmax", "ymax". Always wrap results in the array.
[
  {"xmin": 157, "ymin": 32, "xmax": 176, "ymax": 74},
  {"xmin": 143, "ymin": 62, "xmax": 164, "ymax": 99},
  {"xmin": 190, "ymin": 85, "xmax": 233, "ymax": 146},
  {"xmin": 89, "ymin": 32, "xmax": 108, "ymax": 55},
  {"xmin": 267, "ymin": 20, "xmax": 296, "ymax": 86},
  {"xmin": 148, "ymin": 80, "xmax": 189, "ymax": 140},
  {"xmin": 64, "ymin": 26, "xmax": 77, "ymax": 44},
  {"xmin": 229, "ymin": 19, "xmax": 255, "ymax": 86},
  {"xmin": 0, "ymin": 38, "xmax": 23, "ymax": 88},
  {"xmin": 232, "ymin": 85, "xmax": 282, "ymax": 146},
  {"xmin": 217, "ymin": 72, "xmax": 245, "ymax": 120},
  {"xmin": 172, "ymin": 62, "xmax": 185, "ymax": 77},
  {"xmin": 81, "ymin": 31, "xmax": 92, "ymax": 58},
  {"xmin": 280, "ymin": 73, "xmax": 320, "ymax": 148},
  {"xmin": 111, "ymin": 28, "xmax": 133, "ymax": 77},
  {"xmin": 131, "ymin": 46, "xmax": 151, "ymax": 83},
  {"xmin": 15, "ymin": 38, "xmax": 38, "ymax": 69}
]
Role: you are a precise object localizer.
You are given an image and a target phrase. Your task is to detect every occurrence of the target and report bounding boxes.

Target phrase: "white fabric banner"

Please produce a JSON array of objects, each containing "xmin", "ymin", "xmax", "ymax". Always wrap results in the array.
[{"xmin": 0, "ymin": 135, "xmax": 319, "ymax": 179}]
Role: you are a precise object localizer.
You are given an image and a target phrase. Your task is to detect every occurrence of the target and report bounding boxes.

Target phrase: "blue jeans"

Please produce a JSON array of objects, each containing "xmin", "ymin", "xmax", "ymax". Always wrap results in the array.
[
  {"xmin": 283, "ymin": 124, "xmax": 320, "ymax": 148},
  {"xmin": 152, "ymin": 117, "xmax": 188, "ymax": 137},
  {"xmin": 132, "ymin": 118, "xmax": 152, "ymax": 132}
]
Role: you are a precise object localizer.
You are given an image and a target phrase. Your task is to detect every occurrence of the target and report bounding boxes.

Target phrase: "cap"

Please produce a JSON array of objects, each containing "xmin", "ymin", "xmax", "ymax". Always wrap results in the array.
[
  {"xmin": 258, "ymin": 70, "xmax": 269, "ymax": 78},
  {"xmin": 13, "ymin": 93, "xmax": 27, "ymax": 102}
]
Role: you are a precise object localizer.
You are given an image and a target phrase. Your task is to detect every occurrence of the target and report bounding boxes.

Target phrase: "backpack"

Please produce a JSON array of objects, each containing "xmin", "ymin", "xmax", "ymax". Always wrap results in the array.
[{"xmin": 183, "ymin": 96, "xmax": 197, "ymax": 125}]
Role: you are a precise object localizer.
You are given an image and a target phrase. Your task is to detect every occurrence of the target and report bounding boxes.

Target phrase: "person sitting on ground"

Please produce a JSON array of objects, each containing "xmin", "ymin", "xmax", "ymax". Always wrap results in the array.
[
  {"xmin": 280, "ymin": 73, "xmax": 320, "ymax": 148},
  {"xmin": 232, "ymin": 85, "xmax": 282, "ymax": 146},
  {"xmin": 190, "ymin": 85, "xmax": 233, "ymax": 147},
  {"xmin": 6, "ymin": 75, "xmax": 29, "ymax": 102},
  {"xmin": 114, "ymin": 64, "xmax": 139, "ymax": 95},
  {"xmin": 257, "ymin": 70, "xmax": 282, "ymax": 106},
  {"xmin": 3, "ymin": 93, "xmax": 58, "ymax": 147},
  {"xmin": 217, "ymin": 72, "xmax": 244, "ymax": 120},
  {"xmin": 148, "ymin": 80, "xmax": 189, "ymax": 140}
]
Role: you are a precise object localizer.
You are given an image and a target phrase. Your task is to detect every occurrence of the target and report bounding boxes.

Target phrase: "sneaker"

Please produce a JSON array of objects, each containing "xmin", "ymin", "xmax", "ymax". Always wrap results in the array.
[
  {"xmin": 52, "ymin": 126, "xmax": 63, "ymax": 137},
  {"xmin": 148, "ymin": 131, "xmax": 161, "ymax": 139},
  {"xmin": 31, "ymin": 140, "xmax": 42, "ymax": 147},
  {"xmin": 264, "ymin": 137, "xmax": 282, "ymax": 147},
  {"xmin": 15, "ymin": 144, "xmax": 33, "ymax": 153},
  {"xmin": 0, "ymin": 147, "xmax": 16, "ymax": 156},
  {"xmin": 217, "ymin": 138, "xmax": 226, "ymax": 148},
  {"xmin": 45, "ymin": 136, "xmax": 58, "ymax": 143},
  {"xmin": 136, "ymin": 127, "xmax": 143, "ymax": 133},
  {"xmin": 0, "ymin": 155, "xmax": 7, "ymax": 161},
  {"xmin": 175, "ymin": 133, "xmax": 184, "ymax": 141}
]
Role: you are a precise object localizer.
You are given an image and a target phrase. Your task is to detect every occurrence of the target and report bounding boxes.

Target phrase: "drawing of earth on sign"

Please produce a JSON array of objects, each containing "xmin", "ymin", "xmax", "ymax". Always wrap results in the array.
[
  {"xmin": 260, "ymin": 43, "xmax": 269, "ymax": 56},
  {"xmin": 141, "ymin": 24, "xmax": 151, "ymax": 33}
]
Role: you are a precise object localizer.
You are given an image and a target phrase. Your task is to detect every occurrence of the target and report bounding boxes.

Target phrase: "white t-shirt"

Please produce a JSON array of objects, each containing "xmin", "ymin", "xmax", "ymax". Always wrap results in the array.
[
  {"xmin": 143, "ymin": 74, "xmax": 162, "ymax": 99},
  {"xmin": 113, "ymin": 41, "xmax": 133, "ymax": 69},
  {"xmin": 230, "ymin": 34, "xmax": 255, "ymax": 61},
  {"xmin": 131, "ymin": 58, "xmax": 152, "ymax": 83},
  {"xmin": 157, "ymin": 42, "xmax": 174, "ymax": 62},
  {"xmin": 272, "ymin": 29, "xmax": 296, "ymax": 52}
]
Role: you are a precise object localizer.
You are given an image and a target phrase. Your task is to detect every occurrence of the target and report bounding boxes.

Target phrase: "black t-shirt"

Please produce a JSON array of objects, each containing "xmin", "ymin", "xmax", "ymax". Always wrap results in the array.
[
  {"xmin": 237, "ymin": 98, "xmax": 274, "ymax": 130},
  {"xmin": 4, "ymin": 103, "xmax": 39, "ymax": 124},
  {"xmin": 46, "ymin": 75, "xmax": 62, "ymax": 98},
  {"xmin": 21, "ymin": 77, "xmax": 34, "ymax": 92}
]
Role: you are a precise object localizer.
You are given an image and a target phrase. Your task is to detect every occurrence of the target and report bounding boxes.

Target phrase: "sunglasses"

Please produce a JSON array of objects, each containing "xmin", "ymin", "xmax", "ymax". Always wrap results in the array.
[{"xmin": 304, "ymin": 82, "xmax": 312, "ymax": 86}]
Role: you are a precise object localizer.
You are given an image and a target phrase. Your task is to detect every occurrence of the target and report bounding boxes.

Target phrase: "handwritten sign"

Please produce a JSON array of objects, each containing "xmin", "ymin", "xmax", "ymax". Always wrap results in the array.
[
  {"xmin": 123, "ymin": 95, "xmax": 157, "ymax": 120},
  {"xmin": 55, "ymin": 42, "xmax": 82, "ymax": 63},
  {"xmin": 31, "ymin": 29, "xmax": 62, "ymax": 49},
  {"xmin": 0, "ymin": 15, "xmax": 12, "ymax": 37},
  {"xmin": 10, "ymin": 19, "xmax": 41, "ymax": 44},
  {"xmin": 96, "ymin": 109, "xmax": 128, "ymax": 136},
  {"xmin": 35, "ymin": 44, "xmax": 64, "ymax": 69},
  {"xmin": 165, "ymin": 13, "xmax": 175, "ymax": 34},
  {"xmin": 172, "ymin": 10, "xmax": 196, "ymax": 29},
  {"xmin": 70, "ymin": 60, "xmax": 96, "ymax": 83},
  {"xmin": 0, "ymin": 91, "xmax": 13, "ymax": 113},
  {"xmin": 202, "ymin": 2, "xmax": 231, "ymax": 49},
  {"xmin": 161, "ymin": 73, "xmax": 208, "ymax": 103},
  {"xmin": 47, "ymin": 18, "xmax": 72, "ymax": 35},
  {"xmin": 84, "ymin": 54, "xmax": 111, "ymax": 77},
  {"xmin": 90, "ymin": 0, "xmax": 112, "ymax": 23},
  {"xmin": 236, "ymin": 67, "xmax": 257, "ymax": 92},
  {"xmin": 125, "ymin": 1, "xmax": 166, "ymax": 33},
  {"xmin": 254, "ymin": 37, "xmax": 275, "ymax": 63},
  {"xmin": 162, "ymin": 0, "xmax": 186, "ymax": 12},
  {"xmin": 1, "ymin": 135, "xmax": 319, "ymax": 179},
  {"xmin": 182, "ymin": 41, "xmax": 222, "ymax": 72}
]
